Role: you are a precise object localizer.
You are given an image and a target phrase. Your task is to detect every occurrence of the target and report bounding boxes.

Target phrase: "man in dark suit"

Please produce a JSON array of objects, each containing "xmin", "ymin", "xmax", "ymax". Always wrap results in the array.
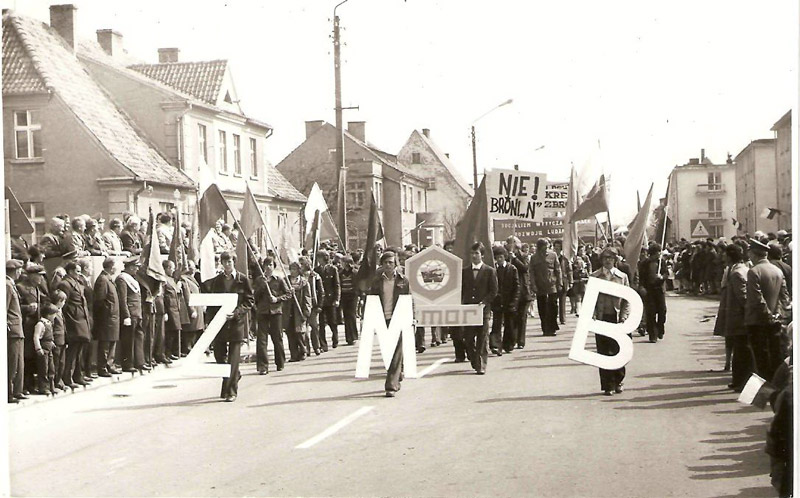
[
  {"xmin": 368, "ymin": 251, "xmax": 410, "ymax": 397},
  {"xmin": 461, "ymin": 242, "xmax": 498, "ymax": 375},
  {"xmin": 490, "ymin": 246, "xmax": 519, "ymax": 355},
  {"xmin": 506, "ymin": 237, "xmax": 532, "ymax": 350},
  {"xmin": 639, "ymin": 243, "xmax": 668, "ymax": 343},
  {"xmin": 745, "ymin": 239, "xmax": 790, "ymax": 380},
  {"xmin": 7, "ymin": 259, "xmax": 26, "ymax": 402},
  {"xmin": 116, "ymin": 257, "xmax": 146, "ymax": 373},
  {"xmin": 316, "ymin": 250, "xmax": 341, "ymax": 351},
  {"xmin": 93, "ymin": 258, "xmax": 121, "ymax": 376},
  {"xmin": 529, "ymin": 238, "xmax": 562, "ymax": 336},
  {"xmin": 206, "ymin": 251, "xmax": 254, "ymax": 402},
  {"xmin": 17, "ymin": 265, "xmax": 48, "ymax": 393}
]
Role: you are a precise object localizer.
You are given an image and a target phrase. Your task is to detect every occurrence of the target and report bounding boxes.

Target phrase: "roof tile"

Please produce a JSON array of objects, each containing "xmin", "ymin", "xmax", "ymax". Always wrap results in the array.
[{"xmin": 128, "ymin": 60, "xmax": 227, "ymax": 105}]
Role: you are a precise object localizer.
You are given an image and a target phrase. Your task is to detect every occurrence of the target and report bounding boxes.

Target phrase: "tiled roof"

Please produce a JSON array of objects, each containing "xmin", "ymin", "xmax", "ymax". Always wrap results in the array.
[
  {"xmin": 342, "ymin": 128, "xmax": 426, "ymax": 182},
  {"xmin": 265, "ymin": 162, "xmax": 307, "ymax": 203},
  {"xmin": 3, "ymin": 12, "xmax": 194, "ymax": 188},
  {"xmin": 128, "ymin": 60, "xmax": 227, "ymax": 105},
  {"xmin": 415, "ymin": 130, "xmax": 474, "ymax": 195},
  {"xmin": 2, "ymin": 21, "xmax": 47, "ymax": 94}
]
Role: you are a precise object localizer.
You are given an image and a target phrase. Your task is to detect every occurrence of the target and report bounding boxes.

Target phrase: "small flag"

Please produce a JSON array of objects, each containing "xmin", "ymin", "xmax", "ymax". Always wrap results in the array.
[
  {"xmin": 453, "ymin": 177, "xmax": 494, "ymax": 267},
  {"xmin": 571, "ymin": 174, "xmax": 609, "ymax": 223},
  {"xmin": 198, "ymin": 183, "xmax": 228, "ymax": 240},
  {"xmin": 168, "ymin": 209, "xmax": 187, "ymax": 279},
  {"xmin": 241, "ymin": 184, "xmax": 265, "ymax": 239},
  {"xmin": 355, "ymin": 192, "xmax": 384, "ymax": 292},
  {"xmin": 737, "ymin": 373, "xmax": 776, "ymax": 409},
  {"xmin": 761, "ymin": 207, "xmax": 781, "ymax": 220},
  {"xmin": 623, "ymin": 183, "xmax": 654, "ymax": 275},
  {"xmin": 4, "ymin": 187, "xmax": 34, "ymax": 235}
]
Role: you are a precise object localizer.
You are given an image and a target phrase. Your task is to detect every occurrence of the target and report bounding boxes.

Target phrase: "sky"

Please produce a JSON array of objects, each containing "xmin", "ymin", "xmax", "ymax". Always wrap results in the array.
[{"xmin": 12, "ymin": 0, "xmax": 798, "ymax": 223}]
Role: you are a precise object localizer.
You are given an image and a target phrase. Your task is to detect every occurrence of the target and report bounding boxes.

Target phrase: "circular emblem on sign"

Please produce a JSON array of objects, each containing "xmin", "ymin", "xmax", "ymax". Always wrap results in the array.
[{"xmin": 417, "ymin": 259, "xmax": 449, "ymax": 291}]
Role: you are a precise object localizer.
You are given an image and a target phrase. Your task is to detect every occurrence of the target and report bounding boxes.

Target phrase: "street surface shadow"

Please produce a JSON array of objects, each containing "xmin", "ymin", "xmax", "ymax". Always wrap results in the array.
[
  {"xmin": 477, "ymin": 392, "xmax": 603, "ymax": 403},
  {"xmin": 248, "ymin": 390, "xmax": 385, "ymax": 408},
  {"xmin": 614, "ymin": 388, "xmax": 737, "ymax": 411},
  {"xmin": 688, "ymin": 421, "xmax": 772, "ymax": 489},
  {"xmin": 504, "ymin": 361, "xmax": 581, "ymax": 370},
  {"xmin": 77, "ymin": 396, "xmax": 223, "ymax": 413},
  {"xmin": 717, "ymin": 485, "xmax": 775, "ymax": 498}
]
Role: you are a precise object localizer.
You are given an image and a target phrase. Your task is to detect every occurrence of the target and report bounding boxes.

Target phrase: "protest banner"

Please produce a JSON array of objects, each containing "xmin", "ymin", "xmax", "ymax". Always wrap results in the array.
[{"xmin": 485, "ymin": 168, "xmax": 547, "ymax": 223}]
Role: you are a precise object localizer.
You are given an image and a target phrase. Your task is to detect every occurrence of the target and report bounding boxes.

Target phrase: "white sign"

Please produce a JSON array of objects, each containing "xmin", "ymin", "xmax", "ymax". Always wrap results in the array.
[
  {"xmin": 355, "ymin": 295, "xmax": 417, "ymax": 379},
  {"xmin": 691, "ymin": 219, "xmax": 710, "ymax": 238},
  {"xmin": 485, "ymin": 168, "xmax": 547, "ymax": 222},
  {"xmin": 568, "ymin": 277, "xmax": 643, "ymax": 370},
  {"xmin": 183, "ymin": 293, "xmax": 238, "ymax": 378}
]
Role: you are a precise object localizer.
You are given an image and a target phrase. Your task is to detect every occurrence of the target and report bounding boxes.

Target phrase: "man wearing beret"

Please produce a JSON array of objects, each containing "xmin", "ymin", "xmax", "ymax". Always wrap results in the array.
[
  {"xmin": 7, "ymin": 260, "xmax": 26, "ymax": 402},
  {"xmin": 745, "ymin": 238, "xmax": 791, "ymax": 380},
  {"xmin": 590, "ymin": 247, "xmax": 631, "ymax": 396},
  {"xmin": 205, "ymin": 252, "xmax": 254, "ymax": 402},
  {"xmin": 116, "ymin": 256, "xmax": 147, "ymax": 373}
]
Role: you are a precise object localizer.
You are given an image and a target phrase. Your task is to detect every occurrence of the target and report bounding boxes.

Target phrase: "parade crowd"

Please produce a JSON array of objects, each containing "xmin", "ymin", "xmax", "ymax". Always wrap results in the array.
[{"xmin": 5, "ymin": 211, "xmax": 793, "ymax": 496}]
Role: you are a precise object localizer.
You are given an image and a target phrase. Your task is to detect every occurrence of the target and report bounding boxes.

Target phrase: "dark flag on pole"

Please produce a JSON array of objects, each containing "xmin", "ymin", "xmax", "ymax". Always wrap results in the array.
[
  {"xmin": 571, "ymin": 174, "xmax": 609, "ymax": 223},
  {"xmin": 138, "ymin": 207, "xmax": 166, "ymax": 295},
  {"xmin": 4, "ymin": 186, "xmax": 34, "ymax": 235},
  {"xmin": 453, "ymin": 177, "xmax": 494, "ymax": 267},
  {"xmin": 198, "ymin": 183, "xmax": 228, "ymax": 239},
  {"xmin": 355, "ymin": 192, "xmax": 384, "ymax": 292},
  {"xmin": 168, "ymin": 209, "xmax": 187, "ymax": 279}
]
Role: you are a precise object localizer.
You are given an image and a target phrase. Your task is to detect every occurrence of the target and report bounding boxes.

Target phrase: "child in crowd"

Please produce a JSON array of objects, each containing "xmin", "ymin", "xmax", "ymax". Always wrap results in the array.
[
  {"xmin": 33, "ymin": 303, "xmax": 59, "ymax": 395},
  {"xmin": 51, "ymin": 290, "xmax": 68, "ymax": 391}
]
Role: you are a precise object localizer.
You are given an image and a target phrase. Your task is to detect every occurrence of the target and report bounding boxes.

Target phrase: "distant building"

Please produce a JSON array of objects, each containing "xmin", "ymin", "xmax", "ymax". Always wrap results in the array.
[
  {"xmin": 2, "ymin": 7, "xmax": 194, "ymax": 243},
  {"xmin": 397, "ymin": 128, "xmax": 473, "ymax": 241},
  {"xmin": 771, "ymin": 110, "xmax": 791, "ymax": 231},
  {"xmin": 735, "ymin": 138, "xmax": 778, "ymax": 235},
  {"xmin": 276, "ymin": 121, "xmax": 436, "ymax": 249},
  {"xmin": 667, "ymin": 150, "xmax": 737, "ymax": 242}
]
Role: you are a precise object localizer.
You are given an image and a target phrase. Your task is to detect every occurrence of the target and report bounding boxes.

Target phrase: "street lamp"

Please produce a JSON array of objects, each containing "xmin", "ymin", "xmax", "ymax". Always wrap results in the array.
[{"xmin": 471, "ymin": 98, "xmax": 513, "ymax": 189}]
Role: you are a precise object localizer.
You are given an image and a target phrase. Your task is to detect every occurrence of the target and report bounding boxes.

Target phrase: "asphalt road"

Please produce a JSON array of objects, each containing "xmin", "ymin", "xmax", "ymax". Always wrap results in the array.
[{"xmin": 8, "ymin": 294, "xmax": 776, "ymax": 497}]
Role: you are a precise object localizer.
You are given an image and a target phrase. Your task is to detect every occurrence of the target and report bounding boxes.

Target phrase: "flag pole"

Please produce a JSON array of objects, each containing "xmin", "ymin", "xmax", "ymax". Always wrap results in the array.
[{"xmin": 657, "ymin": 176, "xmax": 671, "ymax": 275}]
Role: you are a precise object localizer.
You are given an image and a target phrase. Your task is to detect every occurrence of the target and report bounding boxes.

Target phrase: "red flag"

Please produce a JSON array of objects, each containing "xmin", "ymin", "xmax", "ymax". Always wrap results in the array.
[
  {"xmin": 4, "ymin": 187, "xmax": 34, "ymax": 235},
  {"xmin": 241, "ymin": 184, "xmax": 264, "ymax": 239},
  {"xmin": 305, "ymin": 209, "xmax": 321, "ymax": 250},
  {"xmin": 563, "ymin": 165, "xmax": 579, "ymax": 261},
  {"xmin": 453, "ymin": 178, "xmax": 494, "ymax": 267},
  {"xmin": 571, "ymin": 174, "xmax": 609, "ymax": 223},
  {"xmin": 137, "ymin": 208, "xmax": 166, "ymax": 295},
  {"xmin": 623, "ymin": 183, "xmax": 653, "ymax": 275},
  {"xmin": 198, "ymin": 183, "xmax": 228, "ymax": 240},
  {"xmin": 355, "ymin": 193, "xmax": 384, "ymax": 292},
  {"xmin": 234, "ymin": 228, "xmax": 249, "ymax": 275}
]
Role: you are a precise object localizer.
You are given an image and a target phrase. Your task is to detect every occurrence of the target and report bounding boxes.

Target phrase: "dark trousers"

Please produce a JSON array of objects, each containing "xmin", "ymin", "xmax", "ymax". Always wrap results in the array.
[
  {"xmin": 257, "ymin": 314, "xmax": 284, "ymax": 372},
  {"xmin": 120, "ymin": 318, "xmax": 145, "ymax": 369},
  {"xmin": 97, "ymin": 340, "xmax": 117, "ymax": 372},
  {"xmin": 557, "ymin": 289, "xmax": 567, "ymax": 324},
  {"xmin": 645, "ymin": 288, "xmax": 666, "ymax": 341},
  {"xmin": 53, "ymin": 344, "xmax": 66, "ymax": 388},
  {"xmin": 452, "ymin": 327, "xmax": 468, "ymax": 361},
  {"xmin": 596, "ymin": 312, "xmax": 625, "ymax": 391},
  {"xmin": 385, "ymin": 322, "xmax": 403, "ymax": 393},
  {"xmin": 308, "ymin": 309, "xmax": 321, "ymax": 353},
  {"xmin": 213, "ymin": 339, "xmax": 241, "ymax": 398},
  {"xmin": 153, "ymin": 313, "xmax": 166, "ymax": 361},
  {"xmin": 165, "ymin": 326, "xmax": 181, "ymax": 358},
  {"xmin": 749, "ymin": 324, "xmax": 785, "ymax": 380},
  {"xmin": 537, "ymin": 293, "xmax": 560, "ymax": 335},
  {"xmin": 36, "ymin": 344, "xmax": 55, "ymax": 393},
  {"xmin": 82, "ymin": 340, "xmax": 98, "ymax": 374},
  {"xmin": 729, "ymin": 334, "xmax": 755, "ymax": 389},
  {"xmin": 515, "ymin": 300, "xmax": 531, "ymax": 348},
  {"xmin": 489, "ymin": 308, "xmax": 515, "ymax": 352},
  {"xmin": 141, "ymin": 311, "xmax": 154, "ymax": 364},
  {"xmin": 23, "ymin": 353, "xmax": 36, "ymax": 392},
  {"xmin": 8, "ymin": 338, "xmax": 24, "ymax": 399},
  {"xmin": 341, "ymin": 294, "xmax": 359, "ymax": 344},
  {"xmin": 464, "ymin": 309, "xmax": 492, "ymax": 373},
  {"xmin": 65, "ymin": 340, "xmax": 87, "ymax": 384},
  {"xmin": 319, "ymin": 305, "xmax": 339, "ymax": 349}
]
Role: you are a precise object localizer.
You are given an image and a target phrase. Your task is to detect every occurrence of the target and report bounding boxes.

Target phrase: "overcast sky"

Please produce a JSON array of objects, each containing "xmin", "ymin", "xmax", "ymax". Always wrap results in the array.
[{"xmin": 14, "ymin": 0, "xmax": 797, "ymax": 222}]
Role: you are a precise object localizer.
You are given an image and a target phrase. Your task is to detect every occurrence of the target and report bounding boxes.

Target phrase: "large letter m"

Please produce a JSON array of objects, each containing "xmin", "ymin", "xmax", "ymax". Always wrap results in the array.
[{"xmin": 355, "ymin": 295, "xmax": 417, "ymax": 379}]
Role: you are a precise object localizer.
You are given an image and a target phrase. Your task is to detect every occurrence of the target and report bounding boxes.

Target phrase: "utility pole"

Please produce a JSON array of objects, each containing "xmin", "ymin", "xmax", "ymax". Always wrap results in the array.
[
  {"xmin": 471, "ymin": 125, "xmax": 478, "ymax": 189},
  {"xmin": 333, "ymin": 1, "xmax": 349, "ymax": 250}
]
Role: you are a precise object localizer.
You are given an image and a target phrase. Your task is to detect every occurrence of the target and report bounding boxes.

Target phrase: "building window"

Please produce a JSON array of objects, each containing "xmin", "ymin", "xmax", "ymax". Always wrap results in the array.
[
  {"xmin": 426, "ymin": 177, "xmax": 436, "ymax": 190},
  {"xmin": 218, "ymin": 130, "xmax": 227, "ymax": 173},
  {"xmin": 14, "ymin": 110, "xmax": 42, "ymax": 159},
  {"xmin": 233, "ymin": 134, "xmax": 241, "ymax": 176},
  {"xmin": 249, "ymin": 138, "xmax": 258, "ymax": 178},
  {"xmin": 411, "ymin": 152, "xmax": 421, "ymax": 164},
  {"xmin": 417, "ymin": 190, "xmax": 423, "ymax": 212},
  {"xmin": 159, "ymin": 202, "xmax": 176, "ymax": 214},
  {"xmin": 707, "ymin": 171, "xmax": 721, "ymax": 190},
  {"xmin": 709, "ymin": 224, "xmax": 724, "ymax": 238},
  {"xmin": 402, "ymin": 185, "xmax": 408, "ymax": 212},
  {"xmin": 198, "ymin": 124, "xmax": 208, "ymax": 163},
  {"xmin": 347, "ymin": 181, "xmax": 366, "ymax": 209},
  {"xmin": 708, "ymin": 198, "xmax": 722, "ymax": 218},
  {"xmin": 374, "ymin": 181, "xmax": 382, "ymax": 209},
  {"xmin": 409, "ymin": 187, "xmax": 415, "ymax": 213},
  {"xmin": 20, "ymin": 202, "xmax": 45, "ymax": 244}
]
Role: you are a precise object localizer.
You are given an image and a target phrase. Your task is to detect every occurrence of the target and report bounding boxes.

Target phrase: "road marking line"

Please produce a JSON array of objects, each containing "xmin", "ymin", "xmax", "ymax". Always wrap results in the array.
[
  {"xmin": 417, "ymin": 358, "xmax": 449, "ymax": 378},
  {"xmin": 296, "ymin": 406, "xmax": 375, "ymax": 449}
]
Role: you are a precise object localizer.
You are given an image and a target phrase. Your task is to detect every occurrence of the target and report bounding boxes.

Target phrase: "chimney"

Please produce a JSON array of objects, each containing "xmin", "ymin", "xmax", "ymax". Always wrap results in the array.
[
  {"xmin": 305, "ymin": 120, "xmax": 324, "ymax": 139},
  {"xmin": 96, "ymin": 29, "xmax": 123, "ymax": 58},
  {"xmin": 347, "ymin": 121, "xmax": 366, "ymax": 142},
  {"xmin": 50, "ymin": 4, "xmax": 77, "ymax": 50},
  {"xmin": 445, "ymin": 153, "xmax": 450, "ymax": 158},
  {"xmin": 158, "ymin": 48, "xmax": 180, "ymax": 63},
  {"xmin": 688, "ymin": 158, "xmax": 700, "ymax": 165},
  {"xmin": 422, "ymin": 128, "xmax": 430, "ymax": 138},
  {"xmin": 700, "ymin": 148, "xmax": 705, "ymax": 163}
]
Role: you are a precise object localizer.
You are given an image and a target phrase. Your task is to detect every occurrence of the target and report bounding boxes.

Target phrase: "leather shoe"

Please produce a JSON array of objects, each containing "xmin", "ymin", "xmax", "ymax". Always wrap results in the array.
[
  {"xmin": 258, "ymin": 370, "xmax": 267, "ymax": 375},
  {"xmin": 98, "ymin": 371, "xmax": 112, "ymax": 378},
  {"xmin": 476, "ymin": 370, "xmax": 486, "ymax": 375},
  {"xmin": 108, "ymin": 368, "xmax": 122, "ymax": 375},
  {"xmin": 123, "ymin": 367, "xmax": 137, "ymax": 373},
  {"xmin": 138, "ymin": 364, "xmax": 152, "ymax": 371},
  {"xmin": 67, "ymin": 383, "xmax": 80, "ymax": 389},
  {"xmin": 7, "ymin": 398, "xmax": 19, "ymax": 404},
  {"xmin": 602, "ymin": 390, "xmax": 613, "ymax": 396},
  {"xmin": 615, "ymin": 385, "xmax": 624, "ymax": 394},
  {"xmin": 385, "ymin": 391, "xmax": 395, "ymax": 398},
  {"xmin": 454, "ymin": 358, "xmax": 466, "ymax": 363},
  {"xmin": 13, "ymin": 393, "xmax": 29, "ymax": 400},
  {"xmin": 224, "ymin": 395, "xmax": 237, "ymax": 402}
]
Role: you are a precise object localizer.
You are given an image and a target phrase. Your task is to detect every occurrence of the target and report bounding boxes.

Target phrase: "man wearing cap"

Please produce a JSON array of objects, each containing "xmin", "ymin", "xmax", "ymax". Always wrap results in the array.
[
  {"xmin": 7, "ymin": 260, "xmax": 26, "ymax": 402},
  {"xmin": 206, "ymin": 252, "xmax": 254, "ymax": 402},
  {"xmin": 745, "ymin": 238, "xmax": 791, "ymax": 380},
  {"xmin": 17, "ymin": 264, "xmax": 49, "ymax": 394},
  {"xmin": 529, "ymin": 238, "xmax": 562, "ymax": 336},
  {"xmin": 590, "ymin": 247, "xmax": 631, "ymax": 396},
  {"xmin": 116, "ymin": 257, "xmax": 147, "ymax": 373},
  {"xmin": 94, "ymin": 258, "xmax": 121, "ymax": 376},
  {"xmin": 58, "ymin": 261, "xmax": 93, "ymax": 388}
]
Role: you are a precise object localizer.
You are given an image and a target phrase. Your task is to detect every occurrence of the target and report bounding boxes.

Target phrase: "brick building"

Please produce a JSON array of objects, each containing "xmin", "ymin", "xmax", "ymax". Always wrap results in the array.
[{"xmin": 735, "ymin": 138, "xmax": 778, "ymax": 234}]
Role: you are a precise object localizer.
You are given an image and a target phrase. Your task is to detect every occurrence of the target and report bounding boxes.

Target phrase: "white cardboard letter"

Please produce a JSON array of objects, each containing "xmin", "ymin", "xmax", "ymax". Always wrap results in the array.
[
  {"xmin": 355, "ymin": 295, "xmax": 417, "ymax": 379},
  {"xmin": 184, "ymin": 293, "xmax": 238, "ymax": 377},
  {"xmin": 568, "ymin": 277, "xmax": 643, "ymax": 369}
]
